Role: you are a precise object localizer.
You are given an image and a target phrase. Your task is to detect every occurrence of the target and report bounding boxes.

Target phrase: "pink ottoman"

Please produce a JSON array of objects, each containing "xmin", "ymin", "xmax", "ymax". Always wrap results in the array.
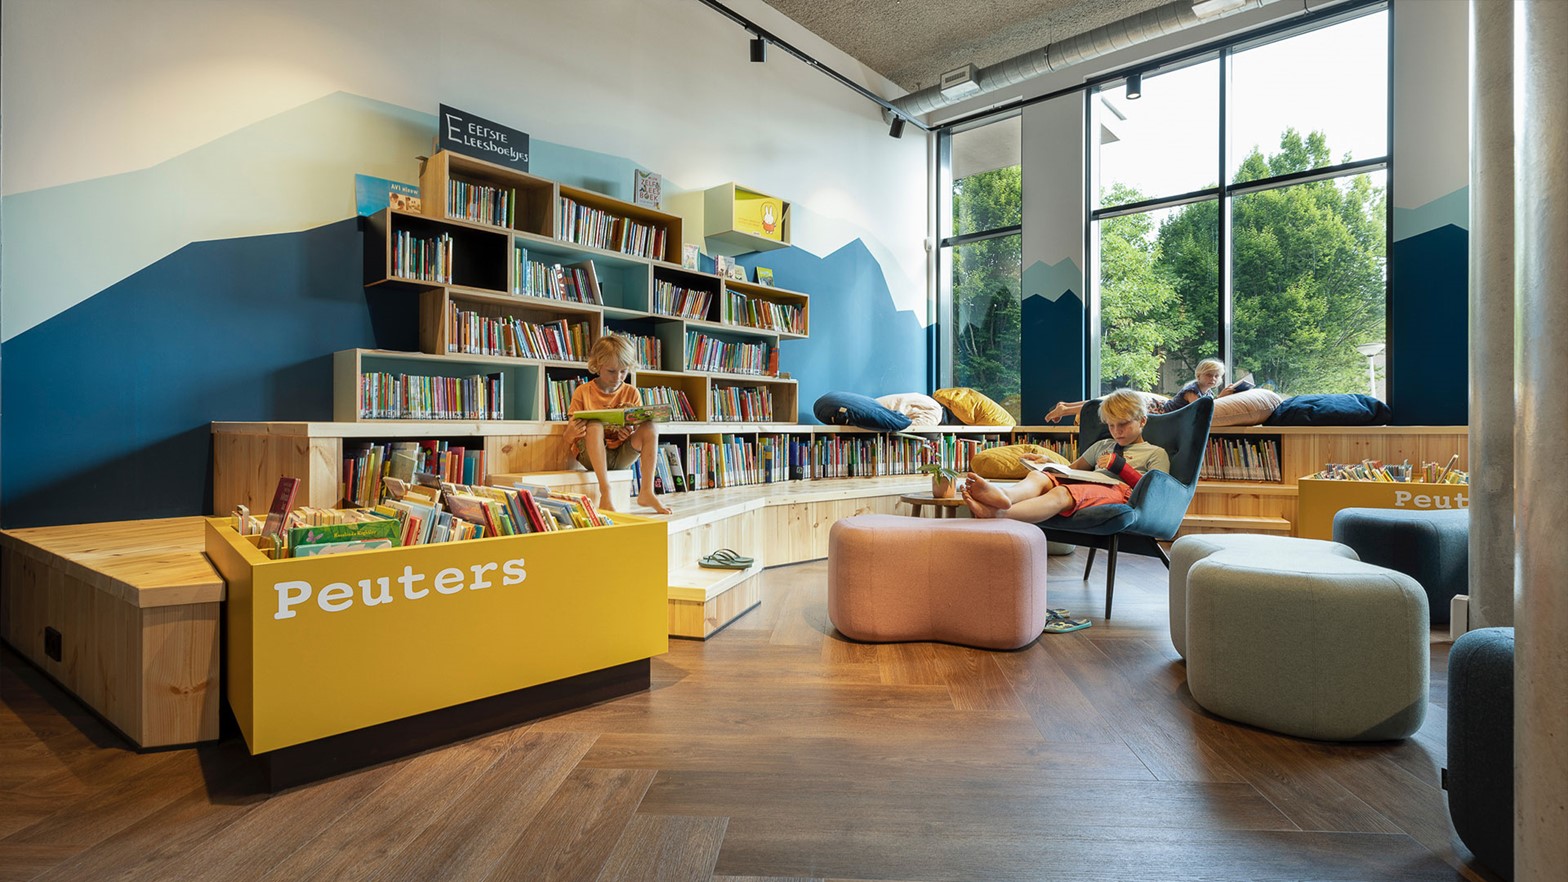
[{"xmin": 828, "ymin": 514, "xmax": 1050, "ymax": 650}]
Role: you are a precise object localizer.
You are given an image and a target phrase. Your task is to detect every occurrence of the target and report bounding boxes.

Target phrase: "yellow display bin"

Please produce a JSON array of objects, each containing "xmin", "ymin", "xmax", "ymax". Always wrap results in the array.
[
  {"xmin": 1296, "ymin": 477, "xmax": 1470, "ymax": 540},
  {"xmin": 205, "ymin": 515, "xmax": 667, "ymax": 757}
]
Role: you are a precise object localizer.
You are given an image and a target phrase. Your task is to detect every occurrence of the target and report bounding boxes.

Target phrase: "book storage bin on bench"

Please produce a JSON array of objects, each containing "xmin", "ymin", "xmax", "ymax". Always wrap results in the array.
[
  {"xmin": 204, "ymin": 513, "xmax": 666, "ymax": 788},
  {"xmin": 0, "ymin": 518, "xmax": 224, "ymax": 748}
]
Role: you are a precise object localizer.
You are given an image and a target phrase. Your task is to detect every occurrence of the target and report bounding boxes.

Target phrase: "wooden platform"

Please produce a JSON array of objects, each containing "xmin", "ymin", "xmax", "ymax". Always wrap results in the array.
[{"xmin": 0, "ymin": 517, "xmax": 225, "ymax": 747}]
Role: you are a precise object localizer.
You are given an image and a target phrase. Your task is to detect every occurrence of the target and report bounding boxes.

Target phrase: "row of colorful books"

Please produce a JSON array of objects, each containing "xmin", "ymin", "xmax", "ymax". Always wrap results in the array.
[
  {"xmin": 632, "ymin": 433, "xmax": 953, "ymax": 494},
  {"xmin": 512, "ymin": 249, "xmax": 602, "ymax": 304},
  {"xmin": 358, "ymin": 371, "xmax": 505, "ymax": 420},
  {"xmin": 1201, "ymin": 437, "xmax": 1283, "ymax": 482},
  {"xmin": 555, "ymin": 197, "xmax": 668, "ymax": 260},
  {"xmin": 709, "ymin": 385, "xmax": 774, "ymax": 422},
  {"xmin": 238, "ymin": 479, "xmax": 613, "ymax": 558},
  {"xmin": 545, "ymin": 375, "xmax": 591, "ymax": 422},
  {"xmin": 617, "ymin": 332, "xmax": 661, "ymax": 371},
  {"xmin": 446, "ymin": 180, "xmax": 515, "ymax": 228},
  {"xmin": 392, "ymin": 230, "xmax": 454, "ymax": 284},
  {"xmin": 640, "ymin": 385, "xmax": 697, "ymax": 421},
  {"xmin": 726, "ymin": 291, "xmax": 805, "ymax": 334},
  {"xmin": 684, "ymin": 331, "xmax": 773, "ymax": 376},
  {"xmin": 1311, "ymin": 456, "xmax": 1468, "ymax": 484},
  {"xmin": 928, "ymin": 433, "xmax": 1008, "ymax": 473},
  {"xmin": 654, "ymin": 279, "xmax": 712, "ymax": 320},
  {"xmin": 342, "ymin": 440, "xmax": 486, "ymax": 508},
  {"xmin": 446, "ymin": 304, "xmax": 589, "ymax": 362}
]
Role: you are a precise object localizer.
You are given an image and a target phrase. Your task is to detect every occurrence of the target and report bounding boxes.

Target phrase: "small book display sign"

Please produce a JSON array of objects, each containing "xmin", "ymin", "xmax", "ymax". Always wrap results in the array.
[{"xmin": 439, "ymin": 103, "xmax": 530, "ymax": 171}]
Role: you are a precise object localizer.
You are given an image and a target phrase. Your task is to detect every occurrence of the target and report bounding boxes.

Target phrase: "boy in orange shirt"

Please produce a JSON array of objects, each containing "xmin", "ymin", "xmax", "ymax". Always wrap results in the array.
[{"xmin": 564, "ymin": 334, "xmax": 672, "ymax": 514}]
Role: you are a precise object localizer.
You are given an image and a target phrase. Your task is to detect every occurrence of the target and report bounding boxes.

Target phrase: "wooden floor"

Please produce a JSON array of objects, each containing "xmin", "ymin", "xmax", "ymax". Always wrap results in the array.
[{"xmin": 0, "ymin": 550, "xmax": 1496, "ymax": 882}]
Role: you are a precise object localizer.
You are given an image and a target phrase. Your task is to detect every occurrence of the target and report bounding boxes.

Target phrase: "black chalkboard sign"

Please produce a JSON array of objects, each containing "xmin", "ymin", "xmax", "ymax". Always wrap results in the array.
[{"xmin": 438, "ymin": 104, "xmax": 530, "ymax": 171}]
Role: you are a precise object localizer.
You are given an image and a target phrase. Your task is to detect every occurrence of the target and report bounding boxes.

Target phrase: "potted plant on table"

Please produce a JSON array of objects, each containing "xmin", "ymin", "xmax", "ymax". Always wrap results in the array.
[{"xmin": 917, "ymin": 463, "xmax": 963, "ymax": 500}]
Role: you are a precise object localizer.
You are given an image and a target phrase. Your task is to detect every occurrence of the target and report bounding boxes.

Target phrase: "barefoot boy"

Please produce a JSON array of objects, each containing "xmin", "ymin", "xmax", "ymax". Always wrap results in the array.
[
  {"xmin": 564, "ymin": 334, "xmax": 672, "ymax": 514},
  {"xmin": 965, "ymin": 388, "xmax": 1170, "ymax": 523}
]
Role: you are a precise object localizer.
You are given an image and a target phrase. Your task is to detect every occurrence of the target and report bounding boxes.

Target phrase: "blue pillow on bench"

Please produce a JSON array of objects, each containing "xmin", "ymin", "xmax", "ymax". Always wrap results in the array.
[
  {"xmin": 813, "ymin": 392, "xmax": 913, "ymax": 431},
  {"xmin": 1265, "ymin": 393, "xmax": 1391, "ymax": 426}
]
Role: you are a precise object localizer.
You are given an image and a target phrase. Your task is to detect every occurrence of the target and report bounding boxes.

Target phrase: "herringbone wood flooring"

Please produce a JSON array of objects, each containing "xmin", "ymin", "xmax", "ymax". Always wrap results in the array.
[{"xmin": 0, "ymin": 552, "xmax": 1496, "ymax": 881}]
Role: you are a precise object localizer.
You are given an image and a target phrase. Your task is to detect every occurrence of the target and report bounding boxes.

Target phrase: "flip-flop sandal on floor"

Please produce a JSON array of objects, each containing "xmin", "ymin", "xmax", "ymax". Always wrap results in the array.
[
  {"xmin": 1043, "ymin": 616, "xmax": 1092, "ymax": 634},
  {"xmin": 699, "ymin": 551, "xmax": 752, "ymax": 570},
  {"xmin": 709, "ymin": 548, "xmax": 754, "ymax": 565}
]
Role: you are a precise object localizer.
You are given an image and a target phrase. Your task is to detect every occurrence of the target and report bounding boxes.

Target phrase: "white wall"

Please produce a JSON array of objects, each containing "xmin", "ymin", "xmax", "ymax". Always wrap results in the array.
[{"xmin": 0, "ymin": 0, "xmax": 930, "ymax": 340}]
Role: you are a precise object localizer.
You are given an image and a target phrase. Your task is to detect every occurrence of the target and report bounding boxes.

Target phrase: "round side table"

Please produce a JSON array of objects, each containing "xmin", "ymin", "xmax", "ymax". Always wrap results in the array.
[{"xmin": 900, "ymin": 493, "xmax": 967, "ymax": 518}]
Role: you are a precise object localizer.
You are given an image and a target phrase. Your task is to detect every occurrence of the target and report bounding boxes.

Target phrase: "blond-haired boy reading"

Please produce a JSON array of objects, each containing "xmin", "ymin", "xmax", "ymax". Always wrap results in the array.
[
  {"xmin": 563, "ymin": 334, "xmax": 672, "ymax": 514},
  {"xmin": 965, "ymin": 389, "xmax": 1170, "ymax": 523}
]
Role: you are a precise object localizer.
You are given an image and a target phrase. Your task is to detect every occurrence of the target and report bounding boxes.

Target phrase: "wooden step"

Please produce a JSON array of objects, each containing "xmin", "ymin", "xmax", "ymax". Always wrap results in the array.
[
  {"xmin": 667, "ymin": 561, "xmax": 763, "ymax": 640},
  {"xmin": 1179, "ymin": 513, "xmax": 1293, "ymax": 534}
]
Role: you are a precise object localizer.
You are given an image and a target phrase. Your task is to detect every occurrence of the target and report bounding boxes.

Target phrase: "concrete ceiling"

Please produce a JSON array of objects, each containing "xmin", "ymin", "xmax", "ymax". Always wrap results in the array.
[{"xmin": 762, "ymin": 0, "xmax": 1171, "ymax": 93}]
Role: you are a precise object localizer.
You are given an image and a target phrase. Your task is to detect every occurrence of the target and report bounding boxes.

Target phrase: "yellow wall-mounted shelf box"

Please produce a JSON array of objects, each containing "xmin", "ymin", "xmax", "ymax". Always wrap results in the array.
[
  {"xmin": 1296, "ymin": 477, "xmax": 1470, "ymax": 540},
  {"xmin": 205, "ymin": 514, "xmax": 667, "ymax": 754}
]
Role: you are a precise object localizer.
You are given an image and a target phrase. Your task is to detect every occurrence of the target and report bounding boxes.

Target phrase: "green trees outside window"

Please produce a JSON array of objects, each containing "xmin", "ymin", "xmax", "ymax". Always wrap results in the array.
[
  {"xmin": 1099, "ymin": 129, "xmax": 1386, "ymax": 397},
  {"xmin": 950, "ymin": 165, "xmax": 1021, "ymax": 418}
]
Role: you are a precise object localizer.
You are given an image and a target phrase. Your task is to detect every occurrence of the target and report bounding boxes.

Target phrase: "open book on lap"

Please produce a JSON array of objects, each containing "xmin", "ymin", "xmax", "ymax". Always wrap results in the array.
[
  {"xmin": 1023, "ymin": 459, "xmax": 1122, "ymax": 486},
  {"xmin": 571, "ymin": 403, "xmax": 674, "ymax": 425}
]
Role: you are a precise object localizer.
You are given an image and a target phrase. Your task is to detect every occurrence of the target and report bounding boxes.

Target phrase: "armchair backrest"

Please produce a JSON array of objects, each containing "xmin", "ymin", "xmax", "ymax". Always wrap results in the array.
[{"xmin": 1075, "ymin": 395, "xmax": 1214, "ymax": 487}]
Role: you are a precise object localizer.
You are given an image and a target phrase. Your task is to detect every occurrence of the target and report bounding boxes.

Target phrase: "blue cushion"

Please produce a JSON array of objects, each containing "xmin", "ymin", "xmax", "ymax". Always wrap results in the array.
[
  {"xmin": 812, "ymin": 392, "xmax": 912, "ymax": 431},
  {"xmin": 1265, "ymin": 393, "xmax": 1391, "ymax": 426}
]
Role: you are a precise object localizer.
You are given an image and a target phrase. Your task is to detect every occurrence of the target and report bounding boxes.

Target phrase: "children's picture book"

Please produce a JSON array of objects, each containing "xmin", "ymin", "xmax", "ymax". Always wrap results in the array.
[
  {"xmin": 259, "ymin": 476, "xmax": 302, "ymax": 553},
  {"xmin": 294, "ymin": 538, "xmax": 396, "ymax": 557},
  {"xmin": 572, "ymin": 403, "xmax": 674, "ymax": 425},
  {"xmin": 726, "ymin": 263, "xmax": 748, "ymax": 282},
  {"xmin": 1022, "ymin": 459, "xmax": 1122, "ymax": 486},
  {"xmin": 287, "ymin": 518, "xmax": 400, "ymax": 555},
  {"xmin": 633, "ymin": 169, "xmax": 662, "ymax": 208},
  {"xmin": 682, "ymin": 243, "xmax": 702, "ymax": 270},
  {"xmin": 713, "ymin": 255, "xmax": 734, "ymax": 279},
  {"xmin": 754, "ymin": 267, "xmax": 775, "ymax": 287}
]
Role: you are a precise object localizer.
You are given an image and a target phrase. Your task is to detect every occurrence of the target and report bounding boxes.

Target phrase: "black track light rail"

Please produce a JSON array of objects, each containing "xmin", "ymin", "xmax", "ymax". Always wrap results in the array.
[{"xmin": 694, "ymin": 0, "xmax": 930, "ymax": 132}]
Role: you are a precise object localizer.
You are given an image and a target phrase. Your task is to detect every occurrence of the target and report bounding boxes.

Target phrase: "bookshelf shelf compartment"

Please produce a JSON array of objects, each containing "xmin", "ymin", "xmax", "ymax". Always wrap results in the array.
[
  {"xmin": 367, "ymin": 210, "xmax": 510, "ymax": 292},
  {"xmin": 419, "ymin": 151, "xmax": 556, "ymax": 234},
  {"xmin": 334, "ymin": 349, "xmax": 543, "ymax": 423},
  {"xmin": 513, "ymin": 232, "xmax": 652, "ymax": 311},
  {"xmin": 557, "ymin": 184, "xmax": 683, "ymax": 264},
  {"xmin": 690, "ymin": 182, "xmax": 791, "ymax": 256},
  {"xmin": 422, "ymin": 288, "xmax": 602, "ymax": 363}
]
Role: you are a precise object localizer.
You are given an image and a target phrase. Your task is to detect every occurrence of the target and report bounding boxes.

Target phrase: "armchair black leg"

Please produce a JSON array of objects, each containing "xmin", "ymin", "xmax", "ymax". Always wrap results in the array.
[
  {"xmin": 1083, "ymin": 547, "xmax": 1097, "ymax": 580},
  {"xmin": 1154, "ymin": 541, "xmax": 1171, "ymax": 568},
  {"xmin": 1105, "ymin": 535, "xmax": 1119, "ymax": 620}
]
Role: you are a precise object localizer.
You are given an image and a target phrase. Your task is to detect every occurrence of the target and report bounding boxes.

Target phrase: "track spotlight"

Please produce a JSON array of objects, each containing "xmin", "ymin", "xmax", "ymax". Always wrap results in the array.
[
  {"xmin": 750, "ymin": 36, "xmax": 766, "ymax": 62},
  {"xmin": 1126, "ymin": 72, "xmax": 1143, "ymax": 100},
  {"xmin": 888, "ymin": 116, "xmax": 906, "ymax": 139}
]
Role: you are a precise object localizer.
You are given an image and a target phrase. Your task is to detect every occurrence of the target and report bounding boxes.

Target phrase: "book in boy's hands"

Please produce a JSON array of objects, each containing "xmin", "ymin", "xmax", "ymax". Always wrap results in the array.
[
  {"xmin": 1022, "ymin": 459, "xmax": 1123, "ymax": 486},
  {"xmin": 571, "ymin": 403, "xmax": 673, "ymax": 425}
]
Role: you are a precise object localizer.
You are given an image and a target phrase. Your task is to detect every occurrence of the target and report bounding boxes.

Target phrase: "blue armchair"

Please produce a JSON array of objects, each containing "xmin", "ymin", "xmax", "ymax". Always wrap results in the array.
[{"xmin": 1038, "ymin": 395, "xmax": 1213, "ymax": 619}]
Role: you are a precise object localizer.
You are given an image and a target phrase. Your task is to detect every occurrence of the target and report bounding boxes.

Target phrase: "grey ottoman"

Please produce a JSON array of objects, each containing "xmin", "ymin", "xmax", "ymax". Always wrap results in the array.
[
  {"xmin": 1186, "ymin": 549, "xmax": 1429, "ymax": 741},
  {"xmin": 1333, "ymin": 507, "xmax": 1468, "ymax": 625},
  {"xmin": 1168, "ymin": 534, "xmax": 1358, "ymax": 659}
]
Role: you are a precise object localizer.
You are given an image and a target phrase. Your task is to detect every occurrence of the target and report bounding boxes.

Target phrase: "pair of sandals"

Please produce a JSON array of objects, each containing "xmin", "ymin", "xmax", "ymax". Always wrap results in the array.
[
  {"xmin": 698, "ymin": 548, "xmax": 754, "ymax": 570},
  {"xmin": 1044, "ymin": 608, "xmax": 1092, "ymax": 634}
]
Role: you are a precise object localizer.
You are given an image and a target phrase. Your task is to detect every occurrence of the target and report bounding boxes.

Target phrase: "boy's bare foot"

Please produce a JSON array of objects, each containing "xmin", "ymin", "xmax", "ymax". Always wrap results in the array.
[
  {"xmin": 638, "ymin": 493, "xmax": 672, "ymax": 515},
  {"xmin": 965, "ymin": 472, "xmax": 1011, "ymax": 511},
  {"xmin": 962, "ymin": 486, "xmax": 997, "ymax": 519},
  {"xmin": 597, "ymin": 492, "xmax": 617, "ymax": 512}
]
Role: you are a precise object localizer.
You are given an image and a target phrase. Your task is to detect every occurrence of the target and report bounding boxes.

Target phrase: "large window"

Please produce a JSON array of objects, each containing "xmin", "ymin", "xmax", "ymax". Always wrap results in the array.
[
  {"xmin": 1090, "ymin": 6, "xmax": 1389, "ymax": 398},
  {"xmin": 941, "ymin": 116, "xmax": 1022, "ymax": 417}
]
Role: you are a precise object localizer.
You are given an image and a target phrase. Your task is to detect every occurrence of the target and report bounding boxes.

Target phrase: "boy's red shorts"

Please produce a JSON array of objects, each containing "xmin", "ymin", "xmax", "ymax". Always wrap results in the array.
[{"xmin": 1042, "ymin": 475, "xmax": 1132, "ymax": 516}]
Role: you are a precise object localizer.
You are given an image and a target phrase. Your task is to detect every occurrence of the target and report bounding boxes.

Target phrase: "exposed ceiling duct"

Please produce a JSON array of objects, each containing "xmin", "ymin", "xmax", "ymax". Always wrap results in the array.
[{"xmin": 890, "ymin": 0, "xmax": 1287, "ymax": 121}]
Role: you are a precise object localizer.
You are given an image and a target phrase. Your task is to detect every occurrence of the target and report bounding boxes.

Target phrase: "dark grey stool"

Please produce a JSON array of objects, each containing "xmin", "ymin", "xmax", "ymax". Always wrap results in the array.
[
  {"xmin": 1332, "ymin": 507, "xmax": 1468, "ymax": 625},
  {"xmin": 1446, "ymin": 627, "xmax": 1514, "ymax": 880}
]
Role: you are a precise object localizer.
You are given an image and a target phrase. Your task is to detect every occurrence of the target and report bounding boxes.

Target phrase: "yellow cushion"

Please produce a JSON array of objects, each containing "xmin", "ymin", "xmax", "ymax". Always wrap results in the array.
[
  {"xmin": 970, "ymin": 444, "xmax": 1069, "ymax": 480},
  {"xmin": 933, "ymin": 387, "xmax": 1016, "ymax": 427}
]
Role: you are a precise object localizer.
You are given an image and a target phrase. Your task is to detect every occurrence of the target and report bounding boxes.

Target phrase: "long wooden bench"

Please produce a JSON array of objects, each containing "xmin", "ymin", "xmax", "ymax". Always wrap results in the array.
[{"xmin": 0, "ymin": 518, "xmax": 224, "ymax": 747}]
